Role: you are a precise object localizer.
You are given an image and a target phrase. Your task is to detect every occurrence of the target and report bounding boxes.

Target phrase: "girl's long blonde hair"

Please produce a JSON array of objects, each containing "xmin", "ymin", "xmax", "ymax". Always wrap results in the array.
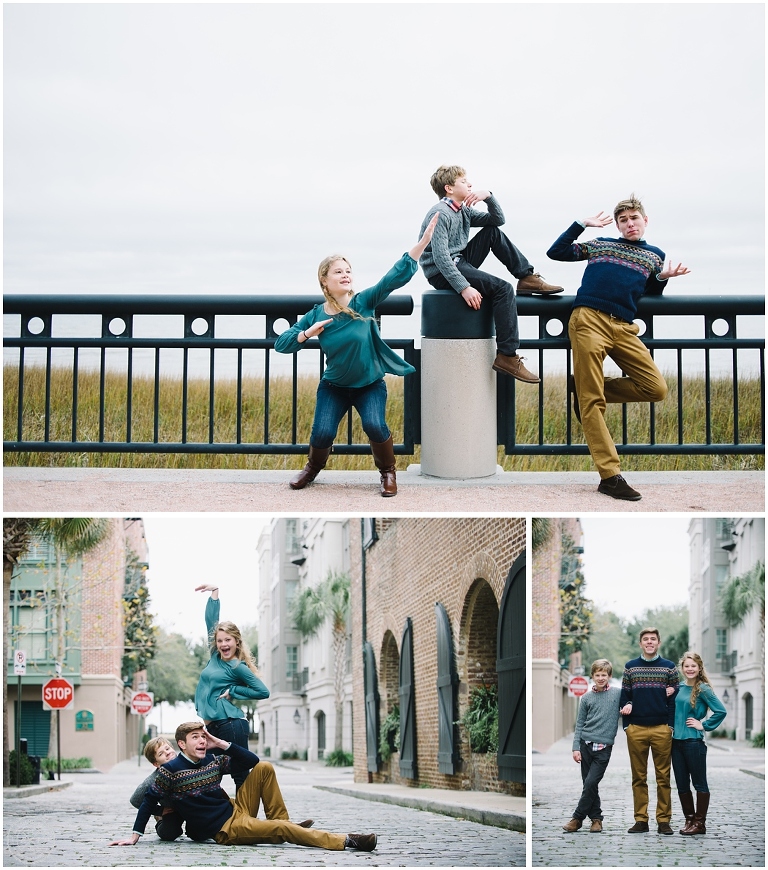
[
  {"xmin": 210, "ymin": 620, "xmax": 260, "ymax": 677},
  {"xmin": 679, "ymin": 650, "xmax": 711, "ymax": 709},
  {"xmin": 317, "ymin": 255, "xmax": 367, "ymax": 321}
]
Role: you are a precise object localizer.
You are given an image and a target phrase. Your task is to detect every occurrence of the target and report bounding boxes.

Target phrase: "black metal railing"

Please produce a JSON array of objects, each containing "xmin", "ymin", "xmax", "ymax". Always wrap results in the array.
[{"xmin": 3, "ymin": 292, "xmax": 764, "ymax": 457}]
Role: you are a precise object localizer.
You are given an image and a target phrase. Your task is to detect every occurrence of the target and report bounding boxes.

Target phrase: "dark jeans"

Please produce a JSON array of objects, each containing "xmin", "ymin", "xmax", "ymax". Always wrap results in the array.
[
  {"xmin": 427, "ymin": 225, "xmax": 532, "ymax": 356},
  {"xmin": 310, "ymin": 378, "xmax": 389, "ymax": 449},
  {"xmin": 672, "ymin": 738, "xmax": 709, "ymax": 793},
  {"xmin": 573, "ymin": 740, "xmax": 613, "ymax": 821},
  {"xmin": 206, "ymin": 716, "xmax": 251, "ymax": 790},
  {"xmin": 156, "ymin": 812, "xmax": 184, "ymax": 841}
]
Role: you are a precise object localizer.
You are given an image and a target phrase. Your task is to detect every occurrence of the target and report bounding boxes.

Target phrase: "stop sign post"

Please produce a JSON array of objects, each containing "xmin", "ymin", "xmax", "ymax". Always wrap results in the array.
[
  {"xmin": 569, "ymin": 675, "xmax": 589, "ymax": 698},
  {"xmin": 42, "ymin": 677, "xmax": 74, "ymax": 782}
]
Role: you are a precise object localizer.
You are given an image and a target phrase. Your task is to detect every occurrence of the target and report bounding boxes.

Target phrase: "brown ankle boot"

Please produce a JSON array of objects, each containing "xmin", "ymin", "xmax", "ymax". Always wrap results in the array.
[
  {"xmin": 370, "ymin": 435, "xmax": 397, "ymax": 497},
  {"xmin": 678, "ymin": 792, "xmax": 695, "ymax": 833},
  {"xmin": 680, "ymin": 792, "xmax": 709, "ymax": 835},
  {"xmin": 289, "ymin": 445, "xmax": 331, "ymax": 489}
]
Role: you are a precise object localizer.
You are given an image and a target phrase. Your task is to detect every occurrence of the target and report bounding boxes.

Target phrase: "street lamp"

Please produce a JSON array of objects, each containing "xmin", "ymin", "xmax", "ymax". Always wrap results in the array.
[{"xmin": 293, "ymin": 709, "xmax": 301, "ymax": 725}]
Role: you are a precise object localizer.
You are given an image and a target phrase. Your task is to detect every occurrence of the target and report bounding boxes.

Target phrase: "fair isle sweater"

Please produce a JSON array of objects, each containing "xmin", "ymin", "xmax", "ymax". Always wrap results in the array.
[
  {"xmin": 547, "ymin": 221, "xmax": 667, "ymax": 323},
  {"xmin": 619, "ymin": 654, "xmax": 679, "ymax": 728},
  {"xmin": 572, "ymin": 687, "xmax": 621, "ymax": 750},
  {"xmin": 419, "ymin": 195, "xmax": 506, "ymax": 294},
  {"xmin": 132, "ymin": 742, "xmax": 259, "ymax": 841}
]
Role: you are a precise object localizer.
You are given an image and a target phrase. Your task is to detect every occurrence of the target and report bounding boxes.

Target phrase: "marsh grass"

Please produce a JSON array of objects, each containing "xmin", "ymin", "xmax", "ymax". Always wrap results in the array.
[{"xmin": 4, "ymin": 364, "xmax": 763, "ymax": 471}]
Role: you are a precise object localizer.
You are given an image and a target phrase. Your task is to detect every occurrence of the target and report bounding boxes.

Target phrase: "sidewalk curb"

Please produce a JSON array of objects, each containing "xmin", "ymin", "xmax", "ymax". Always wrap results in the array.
[
  {"xmin": 315, "ymin": 784, "xmax": 526, "ymax": 833},
  {"xmin": 3, "ymin": 781, "xmax": 72, "ymax": 799}
]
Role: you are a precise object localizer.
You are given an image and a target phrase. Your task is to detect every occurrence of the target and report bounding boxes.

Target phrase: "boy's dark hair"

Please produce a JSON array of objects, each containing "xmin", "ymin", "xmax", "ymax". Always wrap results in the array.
[
  {"xmin": 175, "ymin": 721, "xmax": 206, "ymax": 745},
  {"xmin": 639, "ymin": 626, "xmax": 660, "ymax": 642},
  {"xmin": 613, "ymin": 193, "xmax": 646, "ymax": 221},
  {"xmin": 590, "ymin": 658, "xmax": 613, "ymax": 677},
  {"xmin": 430, "ymin": 165, "xmax": 466, "ymax": 198}
]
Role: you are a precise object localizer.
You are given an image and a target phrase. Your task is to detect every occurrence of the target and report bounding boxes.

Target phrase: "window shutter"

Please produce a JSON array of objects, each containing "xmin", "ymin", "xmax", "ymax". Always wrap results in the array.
[
  {"xmin": 435, "ymin": 602, "xmax": 459, "ymax": 775},
  {"xmin": 398, "ymin": 617, "xmax": 417, "ymax": 779},
  {"xmin": 497, "ymin": 551, "xmax": 525, "ymax": 782},
  {"xmin": 363, "ymin": 641, "xmax": 380, "ymax": 773}
]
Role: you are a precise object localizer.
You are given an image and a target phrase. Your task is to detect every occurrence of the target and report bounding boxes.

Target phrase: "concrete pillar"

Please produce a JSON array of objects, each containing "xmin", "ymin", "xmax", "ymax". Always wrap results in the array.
[{"xmin": 419, "ymin": 287, "xmax": 498, "ymax": 479}]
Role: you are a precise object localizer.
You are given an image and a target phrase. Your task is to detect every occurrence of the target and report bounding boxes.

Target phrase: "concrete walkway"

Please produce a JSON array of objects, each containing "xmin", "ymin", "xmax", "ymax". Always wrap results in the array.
[{"xmin": 4, "ymin": 467, "xmax": 764, "ymax": 513}]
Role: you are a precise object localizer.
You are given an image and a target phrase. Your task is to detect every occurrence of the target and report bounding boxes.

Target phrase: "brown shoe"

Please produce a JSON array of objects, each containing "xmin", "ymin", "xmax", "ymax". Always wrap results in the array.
[
  {"xmin": 562, "ymin": 818, "xmax": 582, "ymax": 832},
  {"xmin": 492, "ymin": 353, "xmax": 541, "ymax": 383},
  {"xmin": 597, "ymin": 474, "xmax": 642, "ymax": 501},
  {"xmin": 590, "ymin": 819, "xmax": 603, "ymax": 833},
  {"xmin": 289, "ymin": 445, "xmax": 331, "ymax": 489},
  {"xmin": 627, "ymin": 821, "xmax": 649, "ymax": 833},
  {"xmin": 517, "ymin": 273, "xmax": 564, "ymax": 296},
  {"xmin": 346, "ymin": 833, "xmax": 377, "ymax": 851},
  {"xmin": 680, "ymin": 792, "xmax": 709, "ymax": 835},
  {"xmin": 370, "ymin": 435, "xmax": 397, "ymax": 497},
  {"xmin": 679, "ymin": 791, "xmax": 695, "ymax": 833},
  {"xmin": 657, "ymin": 822, "xmax": 674, "ymax": 835},
  {"xmin": 295, "ymin": 819, "xmax": 314, "ymax": 828}
]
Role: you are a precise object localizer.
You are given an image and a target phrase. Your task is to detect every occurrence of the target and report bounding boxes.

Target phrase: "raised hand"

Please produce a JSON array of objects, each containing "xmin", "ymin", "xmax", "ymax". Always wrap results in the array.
[
  {"xmin": 463, "ymin": 190, "xmax": 491, "ymax": 208},
  {"xmin": 195, "ymin": 584, "xmax": 219, "ymax": 594},
  {"xmin": 659, "ymin": 260, "xmax": 691, "ymax": 280},
  {"xmin": 583, "ymin": 211, "xmax": 613, "ymax": 228},
  {"xmin": 409, "ymin": 214, "xmax": 440, "ymax": 261}
]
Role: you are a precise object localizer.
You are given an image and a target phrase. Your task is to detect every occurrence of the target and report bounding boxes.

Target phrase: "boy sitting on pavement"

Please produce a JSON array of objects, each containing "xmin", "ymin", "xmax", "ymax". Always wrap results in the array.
[
  {"xmin": 547, "ymin": 195, "xmax": 690, "ymax": 501},
  {"xmin": 129, "ymin": 736, "xmax": 184, "ymax": 840},
  {"xmin": 110, "ymin": 722, "xmax": 376, "ymax": 851},
  {"xmin": 418, "ymin": 164, "xmax": 563, "ymax": 384}
]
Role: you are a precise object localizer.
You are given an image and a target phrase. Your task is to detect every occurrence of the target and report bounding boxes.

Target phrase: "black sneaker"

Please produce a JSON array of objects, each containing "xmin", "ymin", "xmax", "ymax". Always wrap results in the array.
[
  {"xmin": 598, "ymin": 474, "xmax": 642, "ymax": 501},
  {"xmin": 346, "ymin": 834, "xmax": 377, "ymax": 851},
  {"xmin": 627, "ymin": 821, "xmax": 649, "ymax": 833}
]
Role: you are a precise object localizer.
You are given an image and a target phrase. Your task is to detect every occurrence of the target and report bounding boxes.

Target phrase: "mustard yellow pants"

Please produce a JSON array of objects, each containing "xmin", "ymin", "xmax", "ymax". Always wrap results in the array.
[
  {"xmin": 215, "ymin": 761, "xmax": 346, "ymax": 850},
  {"xmin": 625, "ymin": 724, "xmax": 673, "ymax": 824},
  {"xmin": 569, "ymin": 306, "xmax": 668, "ymax": 478}
]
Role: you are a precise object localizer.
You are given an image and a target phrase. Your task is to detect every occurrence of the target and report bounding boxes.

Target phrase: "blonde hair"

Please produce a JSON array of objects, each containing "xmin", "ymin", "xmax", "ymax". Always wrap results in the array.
[
  {"xmin": 614, "ymin": 193, "xmax": 646, "ymax": 221},
  {"xmin": 144, "ymin": 736, "xmax": 173, "ymax": 764},
  {"xmin": 210, "ymin": 619, "xmax": 260, "ymax": 677},
  {"xmin": 679, "ymin": 650, "xmax": 711, "ymax": 709},
  {"xmin": 430, "ymin": 164, "xmax": 466, "ymax": 198},
  {"xmin": 317, "ymin": 255, "xmax": 366, "ymax": 321},
  {"xmin": 590, "ymin": 658, "xmax": 613, "ymax": 677}
]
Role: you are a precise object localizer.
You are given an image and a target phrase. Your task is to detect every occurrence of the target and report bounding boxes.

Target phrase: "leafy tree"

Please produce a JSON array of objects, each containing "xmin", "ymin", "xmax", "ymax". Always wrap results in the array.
[
  {"xmin": 559, "ymin": 570, "xmax": 593, "ymax": 663},
  {"xmin": 290, "ymin": 571, "xmax": 350, "ymax": 752},
  {"xmin": 121, "ymin": 547, "xmax": 157, "ymax": 678},
  {"xmin": 532, "ymin": 518, "xmax": 553, "ymax": 553},
  {"xmin": 626, "ymin": 604, "xmax": 690, "ymax": 667},
  {"xmin": 580, "ymin": 607, "xmax": 635, "ymax": 674},
  {"xmin": 146, "ymin": 629, "xmax": 199, "ymax": 706}
]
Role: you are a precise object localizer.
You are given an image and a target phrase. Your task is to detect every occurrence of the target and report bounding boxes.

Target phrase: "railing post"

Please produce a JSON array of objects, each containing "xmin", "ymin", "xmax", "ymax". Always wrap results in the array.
[{"xmin": 419, "ymin": 288, "xmax": 498, "ymax": 478}]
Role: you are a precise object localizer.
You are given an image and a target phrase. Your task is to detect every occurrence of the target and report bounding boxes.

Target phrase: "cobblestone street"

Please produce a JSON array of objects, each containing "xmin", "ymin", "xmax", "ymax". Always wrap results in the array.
[
  {"xmin": 4, "ymin": 758, "xmax": 524, "ymax": 867},
  {"xmin": 533, "ymin": 728, "xmax": 765, "ymax": 866}
]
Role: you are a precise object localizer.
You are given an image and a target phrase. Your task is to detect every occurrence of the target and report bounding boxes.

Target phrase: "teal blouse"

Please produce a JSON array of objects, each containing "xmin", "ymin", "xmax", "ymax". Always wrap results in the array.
[
  {"xmin": 194, "ymin": 597, "xmax": 269, "ymax": 721},
  {"xmin": 673, "ymin": 683, "xmax": 726, "ymax": 740},
  {"xmin": 274, "ymin": 253, "xmax": 418, "ymax": 388}
]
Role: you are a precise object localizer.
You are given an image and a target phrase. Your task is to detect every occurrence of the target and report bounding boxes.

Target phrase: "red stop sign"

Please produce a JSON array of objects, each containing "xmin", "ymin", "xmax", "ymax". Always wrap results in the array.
[
  {"xmin": 569, "ymin": 675, "xmax": 589, "ymax": 697},
  {"xmin": 131, "ymin": 691, "xmax": 154, "ymax": 715},
  {"xmin": 42, "ymin": 678, "xmax": 74, "ymax": 710}
]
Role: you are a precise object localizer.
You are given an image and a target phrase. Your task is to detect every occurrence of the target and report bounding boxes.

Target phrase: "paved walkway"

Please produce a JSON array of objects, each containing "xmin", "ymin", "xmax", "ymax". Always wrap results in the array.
[
  {"xmin": 532, "ymin": 729, "xmax": 765, "ymax": 866},
  {"xmin": 3, "ymin": 757, "xmax": 525, "ymax": 867},
  {"xmin": 4, "ymin": 467, "xmax": 763, "ymax": 512}
]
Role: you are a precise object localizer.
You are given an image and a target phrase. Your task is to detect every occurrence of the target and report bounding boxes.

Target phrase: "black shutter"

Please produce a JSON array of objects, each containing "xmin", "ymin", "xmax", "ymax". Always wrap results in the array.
[
  {"xmin": 497, "ymin": 551, "xmax": 525, "ymax": 782},
  {"xmin": 363, "ymin": 641, "xmax": 380, "ymax": 773},
  {"xmin": 435, "ymin": 602, "xmax": 459, "ymax": 775},
  {"xmin": 398, "ymin": 617, "xmax": 417, "ymax": 779}
]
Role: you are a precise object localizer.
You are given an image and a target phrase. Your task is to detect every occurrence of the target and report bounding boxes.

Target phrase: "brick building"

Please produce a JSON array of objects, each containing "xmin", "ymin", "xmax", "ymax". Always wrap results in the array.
[
  {"xmin": 531, "ymin": 517, "xmax": 582, "ymax": 752},
  {"xmin": 7, "ymin": 518, "xmax": 148, "ymax": 770},
  {"xmin": 350, "ymin": 517, "xmax": 525, "ymax": 796}
]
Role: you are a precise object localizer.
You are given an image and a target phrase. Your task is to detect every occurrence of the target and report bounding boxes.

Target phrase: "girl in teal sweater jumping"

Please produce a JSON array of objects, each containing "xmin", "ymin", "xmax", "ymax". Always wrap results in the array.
[
  {"xmin": 672, "ymin": 651, "xmax": 726, "ymax": 835},
  {"xmin": 193, "ymin": 584, "xmax": 269, "ymax": 790},
  {"xmin": 275, "ymin": 215, "xmax": 438, "ymax": 497}
]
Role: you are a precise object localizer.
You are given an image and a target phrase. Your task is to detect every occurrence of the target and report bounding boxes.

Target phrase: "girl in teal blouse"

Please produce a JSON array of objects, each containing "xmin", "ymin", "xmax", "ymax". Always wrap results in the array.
[
  {"xmin": 193, "ymin": 584, "xmax": 269, "ymax": 790},
  {"xmin": 672, "ymin": 651, "xmax": 726, "ymax": 836},
  {"xmin": 275, "ymin": 215, "xmax": 438, "ymax": 497}
]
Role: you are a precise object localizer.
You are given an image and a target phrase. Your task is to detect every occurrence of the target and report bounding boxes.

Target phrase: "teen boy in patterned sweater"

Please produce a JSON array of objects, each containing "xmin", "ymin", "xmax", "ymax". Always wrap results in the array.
[
  {"xmin": 110, "ymin": 722, "xmax": 376, "ymax": 852},
  {"xmin": 547, "ymin": 196, "xmax": 691, "ymax": 501},
  {"xmin": 619, "ymin": 628, "xmax": 679, "ymax": 835}
]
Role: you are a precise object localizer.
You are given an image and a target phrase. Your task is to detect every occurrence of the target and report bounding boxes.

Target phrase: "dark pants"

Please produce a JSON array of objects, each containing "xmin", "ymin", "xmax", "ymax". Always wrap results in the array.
[
  {"xmin": 427, "ymin": 225, "xmax": 532, "ymax": 356},
  {"xmin": 309, "ymin": 378, "xmax": 389, "ymax": 449},
  {"xmin": 207, "ymin": 717, "xmax": 252, "ymax": 790},
  {"xmin": 672, "ymin": 738, "xmax": 709, "ymax": 794},
  {"xmin": 573, "ymin": 740, "xmax": 613, "ymax": 821},
  {"xmin": 156, "ymin": 812, "xmax": 184, "ymax": 841}
]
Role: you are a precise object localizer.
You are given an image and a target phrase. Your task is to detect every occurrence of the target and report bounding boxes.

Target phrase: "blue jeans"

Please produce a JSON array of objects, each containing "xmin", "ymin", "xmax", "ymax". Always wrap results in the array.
[
  {"xmin": 672, "ymin": 738, "xmax": 709, "ymax": 793},
  {"xmin": 572, "ymin": 740, "xmax": 613, "ymax": 820},
  {"xmin": 206, "ymin": 717, "xmax": 251, "ymax": 790},
  {"xmin": 427, "ymin": 225, "xmax": 531, "ymax": 356},
  {"xmin": 310, "ymin": 378, "xmax": 390, "ymax": 449}
]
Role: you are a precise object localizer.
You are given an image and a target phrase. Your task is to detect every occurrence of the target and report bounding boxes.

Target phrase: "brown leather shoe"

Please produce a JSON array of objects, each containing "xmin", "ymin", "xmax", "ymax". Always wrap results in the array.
[
  {"xmin": 657, "ymin": 821, "xmax": 674, "ymax": 835},
  {"xmin": 295, "ymin": 819, "xmax": 314, "ymax": 828},
  {"xmin": 289, "ymin": 445, "xmax": 331, "ymax": 490},
  {"xmin": 346, "ymin": 833, "xmax": 377, "ymax": 851},
  {"xmin": 370, "ymin": 436, "xmax": 397, "ymax": 497},
  {"xmin": 680, "ymin": 792, "xmax": 709, "ymax": 835},
  {"xmin": 627, "ymin": 821, "xmax": 649, "ymax": 833},
  {"xmin": 517, "ymin": 273, "xmax": 564, "ymax": 295},
  {"xmin": 492, "ymin": 353, "xmax": 541, "ymax": 383},
  {"xmin": 562, "ymin": 818, "xmax": 582, "ymax": 832},
  {"xmin": 597, "ymin": 474, "xmax": 642, "ymax": 501},
  {"xmin": 589, "ymin": 819, "xmax": 603, "ymax": 833},
  {"xmin": 679, "ymin": 791, "xmax": 695, "ymax": 833}
]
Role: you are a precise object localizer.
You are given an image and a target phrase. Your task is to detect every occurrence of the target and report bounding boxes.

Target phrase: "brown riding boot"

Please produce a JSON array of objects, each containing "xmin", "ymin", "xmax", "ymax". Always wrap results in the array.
[
  {"xmin": 370, "ymin": 435, "xmax": 397, "ymax": 497},
  {"xmin": 680, "ymin": 792, "xmax": 709, "ymax": 835},
  {"xmin": 678, "ymin": 792, "xmax": 695, "ymax": 834},
  {"xmin": 289, "ymin": 445, "xmax": 331, "ymax": 490}
]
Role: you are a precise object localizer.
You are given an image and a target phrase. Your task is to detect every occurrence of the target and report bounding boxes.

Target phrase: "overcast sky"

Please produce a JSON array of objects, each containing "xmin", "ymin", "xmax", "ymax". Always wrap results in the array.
[
  {"xmin": 4, "ymin": 3, "xmax": 764, "ymax": 302},
  {"xmin": 578, "ymin": 516, "xmax": 691, "ymax": 620}
]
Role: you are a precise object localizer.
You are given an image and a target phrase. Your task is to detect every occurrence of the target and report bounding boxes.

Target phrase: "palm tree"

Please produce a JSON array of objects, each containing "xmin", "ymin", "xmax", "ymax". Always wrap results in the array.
[
  {"xmin": 721, "ymin": 560, "xmax": 765, "ymax": 734},
  {"xmin": 532, "ymin": 518, "xmax": 553, "ymax": 552},
  {"xmin": 290, "ymin": 571, "xmax": 350, "ymax": 754},
  {"xmin": 3, "ymin": 519, "xmax": 42, "ymax": 786}
]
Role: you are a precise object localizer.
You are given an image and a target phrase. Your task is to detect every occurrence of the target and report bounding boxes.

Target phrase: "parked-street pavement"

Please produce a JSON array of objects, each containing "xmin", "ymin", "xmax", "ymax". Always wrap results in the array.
[
  {"xmin": 3, "ymin": 757, "xmax": 525, "ymax": 867},
  {"xmin": 533, "ymin": 727, "xmax": 765, "ymax": 866}
]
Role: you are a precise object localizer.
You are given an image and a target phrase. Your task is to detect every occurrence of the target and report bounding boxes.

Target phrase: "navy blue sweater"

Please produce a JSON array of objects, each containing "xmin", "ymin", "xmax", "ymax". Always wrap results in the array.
[
  {"xmin": 619, "ymin": 655, "xmax": 679, "ymax": 728},
  {"xmin": 132, "ymin": 742, "xmax": 259, "ymax": 841},
  {"xmin": 547, "ymin": 221, "xmax": 667, "ymax": 322}
]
